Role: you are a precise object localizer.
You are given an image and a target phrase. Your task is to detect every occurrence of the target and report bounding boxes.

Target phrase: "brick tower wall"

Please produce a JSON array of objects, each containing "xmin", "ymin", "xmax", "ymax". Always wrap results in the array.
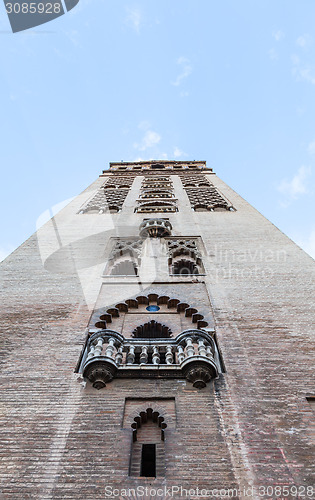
[{"xmin": 0, "ymin": 163, "xmax": 314, "ymax": 499}]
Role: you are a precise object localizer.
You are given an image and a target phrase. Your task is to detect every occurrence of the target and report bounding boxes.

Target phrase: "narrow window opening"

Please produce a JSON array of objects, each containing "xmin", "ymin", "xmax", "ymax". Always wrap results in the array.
[
  {"xmin": 306, "ymin": 396, "xmax": 315, "ymax": 412},
  {"xmin": 129, "ymin": 409, "xmax": 167, "ymax": 478},
  {"xmin": 141, "ymin": 444, "xmax": 156, "ymax": 477}
]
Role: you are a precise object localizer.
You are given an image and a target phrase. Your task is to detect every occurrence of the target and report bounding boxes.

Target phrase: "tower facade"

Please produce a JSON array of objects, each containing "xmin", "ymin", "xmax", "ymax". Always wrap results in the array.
[{"xmin": 0, "ymin": 160, "xmax": 314, "ymax": 499}]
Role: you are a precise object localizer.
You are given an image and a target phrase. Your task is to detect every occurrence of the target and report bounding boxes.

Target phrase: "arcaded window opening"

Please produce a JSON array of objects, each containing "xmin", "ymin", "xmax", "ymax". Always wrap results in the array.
[
  {"xmin": 172, "ymin": 259, "xmax": 200, "ymax": 275},
  {"xmin": 136, "ymin": 175, "xmax": 178, "ymax": 213},
  {"xmin": 104, "ymin": 238, "xmax": 143, "ymax": 276},
  {"xmin": 167, "ymin": 239, "xmax": 204, "ymax": 275},
  {"xmin": 110, "ymin": 260, "xmax": 138, "ymax": 276},
  {"xmin": 132, "ymin": 320, "xmax": 173, "ymax": 339},
  {"xmin": 129, "ymin": 408, "xmax": 166, "ymax": 478}
]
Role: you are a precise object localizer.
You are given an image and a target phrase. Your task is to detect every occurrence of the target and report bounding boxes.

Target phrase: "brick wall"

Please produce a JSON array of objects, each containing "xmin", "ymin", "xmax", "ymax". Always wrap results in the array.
[{"xmin": 0, "ymin": 168, "xmax": 314, "ymax": 499}]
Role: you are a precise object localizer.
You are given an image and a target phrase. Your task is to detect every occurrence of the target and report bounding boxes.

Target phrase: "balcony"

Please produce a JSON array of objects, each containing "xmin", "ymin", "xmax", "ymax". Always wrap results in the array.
[
  {"xmin": 139, "ymin": 218, "xmax": 172, "ymax": 238},
  {"xmin": 81, "ymin": 329, "xmax": 220, "ymax": 390}
]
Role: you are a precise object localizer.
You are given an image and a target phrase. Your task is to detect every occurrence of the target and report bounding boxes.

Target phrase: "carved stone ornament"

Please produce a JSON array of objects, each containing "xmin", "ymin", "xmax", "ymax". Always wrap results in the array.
[
  {"xmin": 181, "ymin": 358, "xmax": 218, "ymax": 389},
  {"xmin": 139, "ymin": 218, "xmax": 172, "ymax": 238},
  {"xmin": 82, "ymin": 357, "xmax": 118, "ymax": 390}
]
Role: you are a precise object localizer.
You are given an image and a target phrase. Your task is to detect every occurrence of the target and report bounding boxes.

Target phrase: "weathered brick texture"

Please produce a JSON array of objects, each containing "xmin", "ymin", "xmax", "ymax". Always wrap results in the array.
[{"xmin": 0, "ymin": 161, "xmax": 314, "ymax": 499}]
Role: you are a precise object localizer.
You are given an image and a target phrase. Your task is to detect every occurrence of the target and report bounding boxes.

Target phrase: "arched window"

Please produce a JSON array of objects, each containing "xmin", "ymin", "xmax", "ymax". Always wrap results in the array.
[
  {"xmin": 132, "ymin": 320, "xmax": 172, "ymax": 339},
  {"xmin": 167, "ymin": 240, "xmax": 203, "ymax": 275},
  {"xmin": 135, "ymin": 201, "xmax": 177, "ymax": 213},
  {"xmin": 110, "ymin": 260, "xmax": 138, "ymax": 276},
  {"xmin": 172, "ymin": 259, "xmax": 199, "ymax": 275},
  {"xmin": 129, "ymin": 408, "xmax": 166, "ymax": 478}
]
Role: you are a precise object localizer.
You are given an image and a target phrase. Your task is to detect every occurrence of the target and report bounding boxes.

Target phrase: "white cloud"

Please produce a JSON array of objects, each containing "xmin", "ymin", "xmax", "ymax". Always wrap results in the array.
[
  {"xmin": 134, "ymin": 130, "xmax": 161, "ymax": 151},
  {"xmin": 291, "ymin": 54, "xmax": 315, "ymax": 85},
  {"xmin": 297, "ymin": 67, "xmax": 315, "ymax": 84},
  {"xmin": 125, "ymin": 7, "xmax": 142, "ymax": 34},
  {"xmin": 138, "ymin": 120, "xmax": 151, "ymax": 131},
  {"xmin": 180, "ymin": 90, "xmax": 189, "ymax": 98},
  {"xmin": 172, "ymin": 57, "xmax": 192, "ymax": 86},
  {"xmin": 272, "ymin": 30, "xmax": 284, "ymax": 41},
  {"xmin": 296, "ymin": 106, "xmax": 305, "ymax": 115},
  {"xmin": 296, "ymin": 34, "xmax": 312, "ymax": 48},
  {"xmin": 173, "ymin": 147, "xmax": 186, "ymax": 158},
  {"xmin": 277, "ymin": 166, "xmax": 312, "ymax": 200},
  {"xmin": 268, "ymin": 48, "xmax": 278, "ymax": 61},
  {"xmin": 133, "ymin": 124, "xmax": 186, "ymax": 159},
  {"xmin": 291, "ymin": 54, "xmax": 300, "ymax": 65}
]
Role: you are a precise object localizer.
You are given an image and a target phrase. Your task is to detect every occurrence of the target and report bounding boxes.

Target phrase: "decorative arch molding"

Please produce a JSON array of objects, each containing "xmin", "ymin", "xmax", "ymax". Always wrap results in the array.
[
  {"xmin": 169, "ymin": 247, "xmax": 200, "ymax": 261},
  {"xmin": 129, "ymin": 407, "xmax": 168, "ymax": 478},
  {"xmin": 137, "ymin": 200, "xmax": 176, "ymax": 207},
  {"xmin": 172, "ymin": 259, "xmax": 199, "ymax": 275},
  {"xmin": 167, "ymin": 239, "xmax": 204, "ymax": 275},
  {"xmin": 94, "ymin": 294, "xmax": 209, "ymax": 330},
  {"xmin": 135, "ymin": 201, "xmax": 178, "ymax": 213},
  {"xmin": 140, "ymin": 190, "xmax": 175, "ymax": 199},
  {"xmin": 109, "ymin": 239, "xmax": 143, "ymax": 261},
  {"xmin": 103, "ymin": 176, "xmax": 135, "ymax": 189},
  {"xmin": 104, "ymin": 239, "xmax": 143, "ymax": 276},
  {"xmin": 109, "ymin": 260, "xmax": 138, "ymax": 276},
  {"xmin": 131, "ymin": 407, "xmax": 167, "ymax": 442},
  {"xmin": 132, "ymin": 320, "xmax": 173, "ymax": 339}
]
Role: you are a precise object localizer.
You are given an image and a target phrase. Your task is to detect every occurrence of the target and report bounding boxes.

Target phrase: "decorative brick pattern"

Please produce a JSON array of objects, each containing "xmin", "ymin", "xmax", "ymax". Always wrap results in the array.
[
  {"xmin": 91, "ymin": 293, "xmax": 209, "ymax": 332},
  {"xmin": 122, "ymin": 398, "xmax": 176, "ymax": 429},
  {"xmin": 0, "ymin": 161, "xmax": 314, "ymax": 499},
  {"xmin": 80, "ymin": 188, "xmax": 130, "ymax": 213},
  {"xmin": 104, "ymin": 238, "xmax": 143, "ymax": 275},
  {"xmin": 184, "ymin": 186, "xmax": 231, "ymax": 211},
  {"xmin": 103, "ymin": 176, "xmax": 135, "ymax": 188},
  {"xmin": 167, "ymin": 238, "xmax": 204, "ymax": 275},
  {"xmin": 180, "ymin": 173, "xmax": 212, "ymax": 187}
]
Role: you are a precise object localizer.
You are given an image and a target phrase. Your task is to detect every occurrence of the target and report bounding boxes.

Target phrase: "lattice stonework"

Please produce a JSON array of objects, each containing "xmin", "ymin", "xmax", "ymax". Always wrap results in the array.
[
  {"xmin": 104, "ymin": 238, "xmax": 143, "ymax": 276},
  {"xmin": 109, "ymin": 239, "xmax": 143, "ymax": 263},
  {"xmin": 167, "ymin": 238, "xmax": 204, "ymax": 275},
  {"xmin": 80, "ymin": 188, "xmax": 130, "ymax": 213},
  {"xmin": 104, "ymin": 176, "xmax": 135, "ymax": 189},
  {"xmin": 180, "ymin": 174, "xmax": 212, "ymax": 188},
  {"xmin": 178, "ymin": 174, "xmax": 233, "ymax": 211},
  {"xmin": 80, "ymin": 175, "xmax": 136, "ymax": 214},
  {"xmin": 184, "ymin": 186, "xmax": 231, "ymax": 211}
]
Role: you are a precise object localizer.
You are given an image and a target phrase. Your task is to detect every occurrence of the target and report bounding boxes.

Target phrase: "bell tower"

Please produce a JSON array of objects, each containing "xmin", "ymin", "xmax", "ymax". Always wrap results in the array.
[{"xmin": 0, "ymin": 160, "xmax": 314, "ymax": 498}]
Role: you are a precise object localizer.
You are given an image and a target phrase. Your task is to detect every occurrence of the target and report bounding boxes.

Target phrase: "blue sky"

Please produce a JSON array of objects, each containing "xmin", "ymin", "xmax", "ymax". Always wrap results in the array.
[{"xmin": 0, "ymin": 0, "xmax": 315, "ymax": 260}]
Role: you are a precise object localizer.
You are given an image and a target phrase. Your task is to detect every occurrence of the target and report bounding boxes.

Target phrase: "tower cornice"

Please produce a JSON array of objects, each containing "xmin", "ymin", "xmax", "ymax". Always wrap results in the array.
[{"xmin": 101, "ymin": 160, "xmax": 214, "ymax": 175}]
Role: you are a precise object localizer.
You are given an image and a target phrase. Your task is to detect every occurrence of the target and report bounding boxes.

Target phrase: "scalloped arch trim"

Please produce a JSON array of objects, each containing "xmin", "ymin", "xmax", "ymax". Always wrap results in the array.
[
  {"xmin": 131, "ymin": 407, "xmax": 167, "ymax": 442},
  {"xmin": 94, "ymin": 294, "xmax": 208, "ymax": 330}
]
